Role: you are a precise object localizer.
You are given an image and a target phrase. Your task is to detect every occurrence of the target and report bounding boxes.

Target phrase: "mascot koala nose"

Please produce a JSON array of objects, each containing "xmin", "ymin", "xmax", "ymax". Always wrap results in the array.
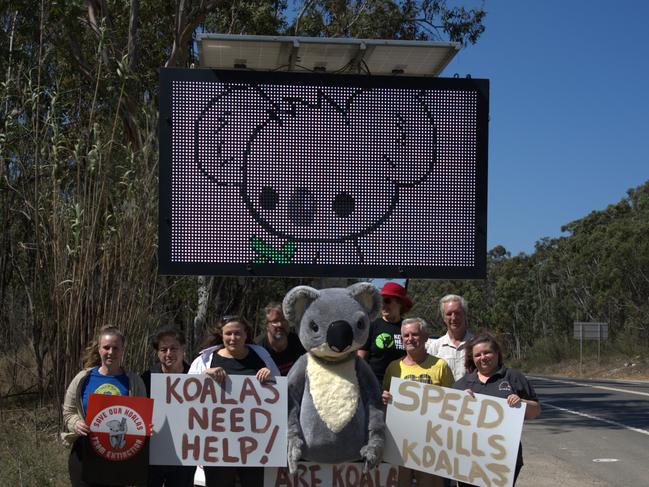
[{"xmin": 327, "ymin": 320, "xmax": 354, "ymax": 353}]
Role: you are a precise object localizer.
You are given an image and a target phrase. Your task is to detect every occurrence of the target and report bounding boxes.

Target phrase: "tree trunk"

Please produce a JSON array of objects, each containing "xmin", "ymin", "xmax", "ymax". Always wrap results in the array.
[{"xmin": 193, "ymin": 275, "xmax": 213, "ymax": 355}]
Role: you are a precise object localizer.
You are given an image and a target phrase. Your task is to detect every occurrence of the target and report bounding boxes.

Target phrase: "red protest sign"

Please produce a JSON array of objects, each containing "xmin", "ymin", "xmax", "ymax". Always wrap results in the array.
[
  {"xmin": 82, "ymin": 394, "xmax": 153, "ymax": 486},
  {"xmin": 87, "ymin": 394, "xmax": 153, "ymax": 461}
]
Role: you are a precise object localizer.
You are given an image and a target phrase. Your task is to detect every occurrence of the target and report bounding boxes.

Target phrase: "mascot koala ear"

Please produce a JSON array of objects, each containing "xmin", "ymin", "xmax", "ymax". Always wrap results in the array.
[
  {"xmin": 347, "ymin": 282, "xmax": 381, "ymax": 321},
  {"xmin": 283, "ymin": 286, "xmax": 321, "ymax": 326}
]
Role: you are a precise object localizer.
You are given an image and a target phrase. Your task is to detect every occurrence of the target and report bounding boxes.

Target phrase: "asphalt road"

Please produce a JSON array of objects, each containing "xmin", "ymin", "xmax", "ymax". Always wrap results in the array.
[{"xmin": 515, "ymin": 376, "xmax": 649, "ymax": 487}]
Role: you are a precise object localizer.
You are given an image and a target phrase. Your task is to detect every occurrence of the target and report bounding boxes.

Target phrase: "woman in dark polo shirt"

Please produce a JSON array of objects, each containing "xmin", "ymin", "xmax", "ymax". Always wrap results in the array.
[{"xmin": 452, "ymin": 333, "xmax": 541, "ymax": 486}]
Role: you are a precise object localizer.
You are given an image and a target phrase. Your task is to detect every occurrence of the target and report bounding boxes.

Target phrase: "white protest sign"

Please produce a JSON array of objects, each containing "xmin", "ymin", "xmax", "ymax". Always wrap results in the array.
[
  {"xmin": 264, "ymin": 462, "xmax": 398, "ymax": 487},
  {"xmin": 384, "ymin": 379, "xmax": 525, "ymax": 487},
  {"xmin": 150, "ymin": 374, "xmax": 287, "ymax": 467}
]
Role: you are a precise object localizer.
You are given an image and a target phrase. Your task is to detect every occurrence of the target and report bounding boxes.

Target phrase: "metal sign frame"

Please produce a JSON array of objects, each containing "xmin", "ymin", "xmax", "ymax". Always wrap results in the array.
[
  {"xmin": 159, "ymin": 68, "xmax": 489, "ymax": 278},
  {"xmin": 573, "ymin": 322, "xmax": 609, "ymax": 374}
]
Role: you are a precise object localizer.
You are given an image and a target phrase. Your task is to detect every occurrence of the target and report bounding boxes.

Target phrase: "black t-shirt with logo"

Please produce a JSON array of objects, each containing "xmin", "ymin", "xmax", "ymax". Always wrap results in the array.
[
  {"xmin": 360, "ymin": 318, "xmax": 405, "ymax": 384},
  {"xmin": 254, "ymin": 332, "xmax": 306, "ymax": 376}
]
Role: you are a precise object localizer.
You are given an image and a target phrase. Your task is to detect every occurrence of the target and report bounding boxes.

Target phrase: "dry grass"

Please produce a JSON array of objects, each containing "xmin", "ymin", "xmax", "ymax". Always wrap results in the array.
[
  {"xmin": 0, "ymin": 346, "xmax": 41, "ymax": 398},
  {"xmin": 527, "ymin": 353, "xmax": 649, "ymax": 381},
  {"xmin": 0, "ymin": 404, "xmax": 69, "ymax": 486}
]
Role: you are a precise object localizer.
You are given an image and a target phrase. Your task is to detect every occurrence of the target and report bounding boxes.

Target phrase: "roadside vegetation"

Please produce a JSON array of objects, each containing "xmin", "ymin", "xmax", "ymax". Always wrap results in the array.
[
  {"xmin": 3, "ymin": 1, "xmax": 648, "ymax": 485},
  {"xmin": 409, "ymin": 181, "xmax": 649, "ymax": 371},
  {"xmin": 0, "ymin": 3, "xmax": 485, "ymax": 485}
]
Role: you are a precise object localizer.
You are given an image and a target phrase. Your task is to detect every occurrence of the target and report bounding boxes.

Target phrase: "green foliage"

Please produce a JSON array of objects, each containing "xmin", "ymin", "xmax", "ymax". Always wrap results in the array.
[
  {"xmin": 205, "ymin": 1, "xmax": 288, "ymax": 35},
  {"xmin": 291, "ymin": 0, "xmax": 486, "ymax": 43},
  {"xmin": 409, "ymin": 180, "xmax": 649, "ymax": 367},
  {"xmin": 0, "ymin": 0, "xmax": 486, "ymax": 408}
]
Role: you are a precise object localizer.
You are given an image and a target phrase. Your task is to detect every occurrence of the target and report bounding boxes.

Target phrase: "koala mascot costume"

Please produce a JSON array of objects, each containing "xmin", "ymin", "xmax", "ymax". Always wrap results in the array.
[{"xmin": 283, "ymin": 282, "xmax": 385, "ymax": 473}]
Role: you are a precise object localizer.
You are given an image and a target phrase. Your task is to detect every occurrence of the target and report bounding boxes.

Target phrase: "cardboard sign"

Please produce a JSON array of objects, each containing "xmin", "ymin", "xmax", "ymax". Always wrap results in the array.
[
  {"xmin": 150, "ymin": 374, "xmax": 287, "ymax": 466},
  {"xmin": 384, "ymin": 379, "xmax": 525, "ymax": 487},
  {"xmin": 84, "ymin": 394, "xmax": 153, "ymax": 485},
  {"xmin": 263, "ymin": 462, "xmax": 398, "ymax": 487}
]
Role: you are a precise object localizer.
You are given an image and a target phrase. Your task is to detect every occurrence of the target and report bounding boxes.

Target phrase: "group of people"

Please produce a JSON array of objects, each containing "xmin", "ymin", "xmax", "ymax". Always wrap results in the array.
[
  {"xmin": 62, "ymin": 303, "xmax": 305, "ymax": 487},
  {"xmin": 364, "ymin": 284, "xmax": 541, "ymax": 487},
  {"xmin": 62, "ymin": 283, "xmax": 540, "ymax": 487}
]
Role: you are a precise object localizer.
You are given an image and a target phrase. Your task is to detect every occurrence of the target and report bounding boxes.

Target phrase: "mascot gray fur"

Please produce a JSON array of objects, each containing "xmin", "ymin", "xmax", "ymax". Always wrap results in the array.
[{"xmin": 283, "ymin": 282, "xmax": 385, "ymax": 473}]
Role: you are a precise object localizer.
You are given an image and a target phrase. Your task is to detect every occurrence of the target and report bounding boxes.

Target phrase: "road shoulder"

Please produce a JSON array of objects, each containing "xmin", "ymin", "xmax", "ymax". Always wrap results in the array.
[{"xmin": 517, "ymin": 441, "xmax": 612, "ymax": 487}]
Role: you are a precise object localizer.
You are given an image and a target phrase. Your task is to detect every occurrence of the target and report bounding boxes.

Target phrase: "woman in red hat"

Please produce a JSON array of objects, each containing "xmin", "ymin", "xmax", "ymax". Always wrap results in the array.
[{"xmin": 358, "ymin": 282, "xmax": 413, "ymax": 384}]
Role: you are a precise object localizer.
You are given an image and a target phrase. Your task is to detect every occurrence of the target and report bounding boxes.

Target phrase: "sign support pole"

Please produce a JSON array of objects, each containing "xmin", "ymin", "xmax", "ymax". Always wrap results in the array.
[
  {"xmin": 598, "ymin": 323, "xmax": 601, "ymax": 363},
  {"xmin": 579, "ymin": 323, "xmax": 583, "ymax": 376}
]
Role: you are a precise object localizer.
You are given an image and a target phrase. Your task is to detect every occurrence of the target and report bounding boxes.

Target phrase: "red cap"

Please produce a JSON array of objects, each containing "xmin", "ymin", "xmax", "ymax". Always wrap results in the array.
[{"xmin": 380, "ymin": 282, "xmax": 413, "ymax": 312}]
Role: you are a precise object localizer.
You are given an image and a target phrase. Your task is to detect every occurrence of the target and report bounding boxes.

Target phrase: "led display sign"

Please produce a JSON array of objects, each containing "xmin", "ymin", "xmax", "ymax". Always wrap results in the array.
[{"xmin": 159, "ymin": 68, "xmax": 488, "ymax": 278}]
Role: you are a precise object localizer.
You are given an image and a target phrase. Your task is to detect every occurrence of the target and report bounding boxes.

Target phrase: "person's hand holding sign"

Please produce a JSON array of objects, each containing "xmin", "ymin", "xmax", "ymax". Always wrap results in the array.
[
  {"xmin": 75, "ymin": 419, "xmax": 89, "ymax": 436},
  {"xmin": 381, "ymin": 390, "xmax": 392, "ymax": 406},
  {"xmin": 256, "ymin": 367, "xmax": 272, "ymax": 383},
  {"xmin": 204, "ymin": 366, "xmax": 226, "ymax": 384},
  {"xmin": 507, "ymin": 393, "xmax": 541, "ymax": 419},
  {"xmin": 507, "ymin": 394, "xmax": 522, "ymax": 407}
]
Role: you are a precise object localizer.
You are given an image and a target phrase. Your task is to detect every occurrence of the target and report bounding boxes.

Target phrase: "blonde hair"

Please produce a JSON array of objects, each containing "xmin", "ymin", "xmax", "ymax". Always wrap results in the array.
[{"xmin": 82, "ymin": 325, "xmax": 126, "ymax": 368}]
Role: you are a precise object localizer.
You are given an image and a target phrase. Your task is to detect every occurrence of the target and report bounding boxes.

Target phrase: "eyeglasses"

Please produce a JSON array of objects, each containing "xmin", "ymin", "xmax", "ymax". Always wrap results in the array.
[
  {"xmin": 383, "ymin": 297, "xmax": 395, "ymax": 304},
  {"xmin": 267, "ymin": 320, "xmax": 287, "ymax": 327}
]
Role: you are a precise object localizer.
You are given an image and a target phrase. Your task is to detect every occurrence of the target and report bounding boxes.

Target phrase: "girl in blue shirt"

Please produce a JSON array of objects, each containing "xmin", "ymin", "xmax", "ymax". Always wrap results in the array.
[{"xmin": 62, "ymin": 325, "xmax": 146, "ymax": 487}]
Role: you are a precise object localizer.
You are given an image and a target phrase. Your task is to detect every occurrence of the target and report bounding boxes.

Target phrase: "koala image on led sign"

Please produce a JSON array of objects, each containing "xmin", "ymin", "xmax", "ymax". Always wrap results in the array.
[{"xmin": 194, "ymin": 84, "xmax": 437, "ymax": 264}]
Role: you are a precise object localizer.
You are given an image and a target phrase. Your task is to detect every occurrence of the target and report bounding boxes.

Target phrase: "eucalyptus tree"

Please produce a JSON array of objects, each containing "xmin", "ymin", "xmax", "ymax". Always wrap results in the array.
[{"xmin": 0, "ymin": 0, "xmax": 487, "ymax": 401}]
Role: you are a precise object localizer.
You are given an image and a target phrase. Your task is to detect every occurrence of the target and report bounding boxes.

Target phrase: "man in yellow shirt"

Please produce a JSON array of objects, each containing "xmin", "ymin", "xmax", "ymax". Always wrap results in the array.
[{"xmin": 382, "ymin": 317, "xmax": 454, "ymax": 487}]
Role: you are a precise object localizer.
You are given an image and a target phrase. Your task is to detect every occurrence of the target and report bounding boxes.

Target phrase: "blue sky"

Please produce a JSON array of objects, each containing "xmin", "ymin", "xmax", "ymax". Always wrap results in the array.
[{"xmin": 443, "ymin": 0, "xmax": 649, "ymax": 255}]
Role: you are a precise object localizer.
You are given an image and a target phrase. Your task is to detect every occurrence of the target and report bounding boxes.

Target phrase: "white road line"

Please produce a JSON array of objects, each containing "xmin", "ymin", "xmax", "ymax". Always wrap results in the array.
[
  {"xmin": 542, "ymin": 402, "xmax": 649, "ymax": 437},
  {"xmin": 528, "ymin": 376, "xmax": 649, "ymax": 398}
]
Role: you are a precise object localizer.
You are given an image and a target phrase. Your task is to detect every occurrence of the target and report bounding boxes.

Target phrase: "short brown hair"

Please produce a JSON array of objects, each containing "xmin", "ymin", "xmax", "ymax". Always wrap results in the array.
[
  {"xmin": 264, "ymin": 302, "xmax": 288, "ymax": 329},
  {"xmin": 264, "ymin": 302, "xmax": 283, "ymax": 317},
  {"xmin": 149, "ymin": 325, "xmax": 186, "ymax": 350}
]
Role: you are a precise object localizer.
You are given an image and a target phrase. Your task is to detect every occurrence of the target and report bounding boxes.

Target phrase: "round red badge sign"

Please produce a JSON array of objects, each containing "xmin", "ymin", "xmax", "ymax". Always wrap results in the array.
[{"xmin": 89, "ymin": 405, "xmax": 146, "ymax": 461}]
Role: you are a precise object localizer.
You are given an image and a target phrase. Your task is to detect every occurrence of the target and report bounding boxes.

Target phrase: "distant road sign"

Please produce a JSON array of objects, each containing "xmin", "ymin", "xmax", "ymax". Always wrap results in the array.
[{"xmin": 573, "ymin": 322, "xmax": 608, "ymax": 340}]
